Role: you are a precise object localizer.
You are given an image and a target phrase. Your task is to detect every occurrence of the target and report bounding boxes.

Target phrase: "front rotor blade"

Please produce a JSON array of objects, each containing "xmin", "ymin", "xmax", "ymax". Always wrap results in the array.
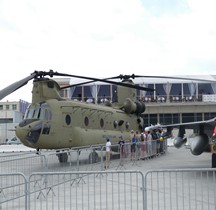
[{"xmin": 0, "ymin": 73, "xmax": 37, "ymax": 100}]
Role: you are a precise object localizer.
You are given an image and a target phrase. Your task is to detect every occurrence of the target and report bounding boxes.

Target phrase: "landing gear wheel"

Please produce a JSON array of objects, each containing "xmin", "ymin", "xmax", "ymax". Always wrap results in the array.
[
  {"xmin": 89, "ymin": 150, "xmax": 99, "ymax": 163},
  {"xmin": 57, "ymin": 152, "xmax": 68, "ymax": 163},
  {"xmin": 212, "ymin": 153, "xmax": 216, "ymax": 168}
]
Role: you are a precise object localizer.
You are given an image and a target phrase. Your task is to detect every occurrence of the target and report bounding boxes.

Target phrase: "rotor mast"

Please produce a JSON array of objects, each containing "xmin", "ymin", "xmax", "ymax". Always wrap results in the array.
[{"xmin": 32, "ymin": 78, "xmax": 62, "ymax": 103}]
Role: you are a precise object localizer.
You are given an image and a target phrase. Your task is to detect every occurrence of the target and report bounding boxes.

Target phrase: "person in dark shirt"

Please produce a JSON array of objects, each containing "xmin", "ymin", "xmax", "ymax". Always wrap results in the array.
[
  {"xmin": 118, "ymin": 135, "xmax": 125, "ymax": 164},
  {"xmin": 131, "ymin": 132, "xmax": 136, "ymax": 160}
]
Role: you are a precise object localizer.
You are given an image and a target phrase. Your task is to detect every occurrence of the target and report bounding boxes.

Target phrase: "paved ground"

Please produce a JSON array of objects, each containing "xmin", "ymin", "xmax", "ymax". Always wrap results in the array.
[
  {"xmin": 0, "ymin": 144, "xmax": 214, "ymax": 210},
  {"xmin": 0, "ymin": 144, "xmax": 212, "ymax": 173},
  {"xmin": 131, "ymin": 146, "xmax": 212, "ymax": 173}
]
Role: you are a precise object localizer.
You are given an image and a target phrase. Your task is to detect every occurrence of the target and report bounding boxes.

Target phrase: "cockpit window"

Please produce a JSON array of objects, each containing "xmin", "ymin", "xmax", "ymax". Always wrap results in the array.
[{"xmin": 24, "ymin": 103, "xmax": 52, "ymax": 120}]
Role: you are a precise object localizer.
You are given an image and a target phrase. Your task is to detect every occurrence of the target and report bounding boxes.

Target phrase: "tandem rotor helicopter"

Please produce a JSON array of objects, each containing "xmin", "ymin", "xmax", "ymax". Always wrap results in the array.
[
  {"xmin": 1, "ymin": 70, "xmax": 154, "ymax": 162},
  {"xmin": 0, "ymin": 70, "xmax": 216, "ymax": 164}
]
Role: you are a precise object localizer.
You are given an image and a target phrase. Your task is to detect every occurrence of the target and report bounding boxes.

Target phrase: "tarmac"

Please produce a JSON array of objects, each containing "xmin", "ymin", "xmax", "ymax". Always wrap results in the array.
[
  {"xmin": 0, "ymin": 144, "xmax": 214, "ymax": 210},
  {"xmin": 126, "ymin": 147, "xmax": 215, "ymax": 210},
  {"xmin": 131, "ymin": 145, "xmax": 212, "ymax": 172},
  {"xmin": 0, "ymin": 143, "xmax": 212, "ymax": 173}
]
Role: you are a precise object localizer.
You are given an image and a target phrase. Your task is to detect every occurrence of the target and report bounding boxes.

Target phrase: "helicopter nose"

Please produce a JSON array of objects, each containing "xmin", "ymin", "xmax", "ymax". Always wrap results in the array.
[
  {"xmin": 25, "ymin": 121, "xmax": 43, "ymax": 145},
  {"xmin": 16, "ymin": 121, "xmax": 42, "ymax": 145}
]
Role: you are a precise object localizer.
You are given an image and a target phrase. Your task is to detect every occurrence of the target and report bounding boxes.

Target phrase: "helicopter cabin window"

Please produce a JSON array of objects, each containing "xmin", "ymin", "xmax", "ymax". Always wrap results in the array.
[
  {"xmin": 24, "ymin": 103, "xmax": 51, "ymax": 121},
  {"xmin": 25, "ymin": 107, "xmax": 41, "ymax": 119},
  {"xmin": 84, "ymin": 116, "xmax": 89, "ymax": 126},
  {"xmin": 114, "ymin": 120, "xmax": 118, "ymax": 129},
  {"xmin": 65, "ymin": 114, "xmax": 71, "ymax": 125},
  {"xmin": 44, "ymin": 109, "xmax": 51, "ymax": 121},
  {"xmin": 42, "ymin": 124, "xmax": 51, "ymax": 134},
  {"xmin": 34, "ymin": 108, "xmax": 41, "ymax": 119},
  {"xmin": 100, "ymin": 118, "xmax": 104, "ymax": 128},
  {"xmin": 125, "ymin": 122, "xmax": 129, "ymax": 130},
  {"xmin": 24, "ymin": 107, "xmax": 36, "ymax": 119},
  {"xmin": 39, "ymin": 108, "xmax": 52, "ymax": 121}
]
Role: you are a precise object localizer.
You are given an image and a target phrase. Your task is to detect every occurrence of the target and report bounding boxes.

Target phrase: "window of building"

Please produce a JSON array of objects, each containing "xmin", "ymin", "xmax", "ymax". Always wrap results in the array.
[
  {"xmin": 204, "ymin": 112, "xmax": 216, "ymax": 120},
  {"xmin": 170, "ymin": 83, "xmax": 182, "ymax": 95},
  {"xmin": 155, "ymin": 84, "xmax": 166, "ymax": 96},
  {"xmin": 84, "ymin": 86, "xmax": 91, "ymax": 99},
  {"xmin": 194, "ymin": 113, "xmax": 203, "ymax": 121},
  {"xmin": 198, "ymin": 83, "xmax": 214, "ymax": 95},
  {"xmin": 12, "ymin": 104, "xmax": 17, "ymax": 110},
  {"xmin": 143, "ymin": 114, "xmax": 157, "ymax": 128},
  {"xmin": 145, "ymin": 84, "xmax": 154, "ymax": 96},
  {"xmin": 98, "ymin": 85, "xmax": 111, "ymax": 103},
  {"xmin": 182, "ymin": 113, "xmax": 195, "ymax": 123},
  {"xmin": 6, "ymin": 105, "xmax": 10, "ymax": 110},
  {"xmin": 159, "ymin": 113, "xmax": 180, "ymax": 125},
  {"xmin": 0, "ymin": 118, "xmax": 13, "ymax": 124},
  {"xmin": 72, "ymin": 86, "xmax": 82, "ymax": 100},
  {"xmin": 0, "ymin": 105, "xmax": 3, "ymax": 110}
]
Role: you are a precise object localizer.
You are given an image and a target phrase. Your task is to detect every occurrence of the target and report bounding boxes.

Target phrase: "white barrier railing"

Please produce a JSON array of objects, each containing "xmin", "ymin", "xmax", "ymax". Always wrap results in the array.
[
  {"xmin": 1, "ymin": 168, "xmax": 216, "ymax": 209},
  {"xmin": 0, "ymin": 140, "xmax": 168, "ymax": 175},
  {"xmin": 0, "ymin": 173, "xmax": 27, "ymax": 210},
  {"xmin": 144, "ymin": 169, "xmax": 216, "ymax": 210},
  {"xmin": 28, "ymin": 171, "xmax": 144, "ymax": 210}
]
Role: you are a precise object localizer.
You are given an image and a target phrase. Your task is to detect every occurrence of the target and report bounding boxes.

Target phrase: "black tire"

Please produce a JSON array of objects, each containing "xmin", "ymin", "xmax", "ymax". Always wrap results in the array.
[{"xmin": 58, "ymin": 152, "xmax": 68, "ymax": 163}]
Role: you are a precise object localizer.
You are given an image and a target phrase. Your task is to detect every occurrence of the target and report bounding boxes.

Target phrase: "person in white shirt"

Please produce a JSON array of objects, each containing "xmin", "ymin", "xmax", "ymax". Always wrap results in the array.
[
  {"xmin": 147, "ymin": 131, "xmax": 153, "ymax": 157},
  {"xmin": 105, "ymin": 138, "xmax": 111, "ymax": 169}
]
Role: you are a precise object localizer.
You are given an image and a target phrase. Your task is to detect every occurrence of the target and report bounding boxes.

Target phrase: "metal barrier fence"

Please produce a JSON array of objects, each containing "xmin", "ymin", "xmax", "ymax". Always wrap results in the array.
[
  {"xmin": 0, "ymin": 140, "xmax": 168, "ymax": 176},
  {"xmin": 0, "ymin": 152, "xmax": 47, "ymax": 175},
  {"xmin": 144, "ymin": 169, "xmax": 216, "ymax": 210},
  {"xmin": 0, "ymin": 171, "xmax": 144, "ymax": 210},
  {"xmin": 0, "ymin": 173, "xmax": 27, "ymax": 210},
  {"xmin": 28, "ymin": 171, "xmax": 144, "ymax": 210},
  {"xmin": 1, "ymin": 168, "xmax": 216, "ymax": 209}
]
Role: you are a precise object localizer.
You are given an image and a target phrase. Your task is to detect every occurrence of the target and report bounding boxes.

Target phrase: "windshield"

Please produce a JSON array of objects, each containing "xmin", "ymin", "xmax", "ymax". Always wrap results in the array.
[{"xmin": 24, "ymin": 102, "xmax": 52, "ymax": 120}]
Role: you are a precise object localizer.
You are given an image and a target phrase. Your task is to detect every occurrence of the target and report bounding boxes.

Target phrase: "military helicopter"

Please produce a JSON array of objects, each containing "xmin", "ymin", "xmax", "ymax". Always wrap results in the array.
[
  {"xmin": 0, "ymin": 70, "xmax": 154, "ymax": 162},
  {"xmin": 0, "ymin": 70, "xmax": 215, "ymax": 163}
]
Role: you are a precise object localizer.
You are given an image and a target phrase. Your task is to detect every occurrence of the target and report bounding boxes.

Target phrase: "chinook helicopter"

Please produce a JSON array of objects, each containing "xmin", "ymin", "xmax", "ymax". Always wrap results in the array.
[
  {"xmin": 0, "ymin": 70, "xmax": 215, "ymax": 163},
  {"xmin": 0, "ymin": 70, "xmax": 154, "ymax": 162}
]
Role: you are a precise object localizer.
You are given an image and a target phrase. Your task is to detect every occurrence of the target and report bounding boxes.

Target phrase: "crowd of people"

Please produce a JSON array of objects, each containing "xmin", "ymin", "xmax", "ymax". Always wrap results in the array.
[{"xmin": 105, "ymin": 127, "xmax": 166, "ymax": 169}]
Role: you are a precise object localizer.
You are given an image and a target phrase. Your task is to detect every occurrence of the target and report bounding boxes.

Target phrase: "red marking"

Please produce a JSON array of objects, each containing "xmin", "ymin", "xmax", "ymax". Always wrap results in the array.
[{"xmin": 213, "ymin": 126, "xmax": 216, "ymax": 136}]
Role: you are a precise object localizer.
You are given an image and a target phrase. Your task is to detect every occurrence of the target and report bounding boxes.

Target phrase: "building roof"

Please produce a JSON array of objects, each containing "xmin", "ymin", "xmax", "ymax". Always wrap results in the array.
[{"xmin": 69, "ymin": 75, "xmax": 216, "ymax": 86}]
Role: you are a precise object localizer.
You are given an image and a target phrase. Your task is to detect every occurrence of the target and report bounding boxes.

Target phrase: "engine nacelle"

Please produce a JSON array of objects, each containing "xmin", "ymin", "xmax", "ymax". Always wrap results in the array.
[
  {"xmin": 173, "ymin": 137, "xmax": 187, "ymax": 148},
  {"xmin": 135, "ymin": 101, "xmax": 145, "ymax": 114},
  {"xmin": 123, "ymin": 98, "xmax": 145, "ymax": 114},
  {"xmin": 190, "ymin": 134, "xmax": 209, "ymax": 156}
]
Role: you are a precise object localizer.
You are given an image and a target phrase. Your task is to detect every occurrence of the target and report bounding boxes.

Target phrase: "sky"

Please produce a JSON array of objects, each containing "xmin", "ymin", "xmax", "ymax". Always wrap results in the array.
[{"xmin": 0, "ymin": 0, "xmax": 216, "ymax": 102}]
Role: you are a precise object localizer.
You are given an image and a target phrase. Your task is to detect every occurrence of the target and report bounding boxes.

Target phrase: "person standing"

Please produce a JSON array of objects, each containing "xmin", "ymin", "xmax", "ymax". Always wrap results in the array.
[
  {"xmin": 146, "ymin": 130, "xmax": 153, "ymax": 157},
  {"xmin": 135, "ymin": 130, "xmax": 141, "ymax": 159},
  {"xmin": 105, "ymin": 138, "xmax": 111, "ymax": 169},
  {"xmin": 118, "ymin": 135, "xmax": 125, "ymax": 165},
  {"xmin": 140, "ymin": 130, "xmax": 147, "ymax": 160},
  {"xmin": 130, "ymin": 131, "xmax": 136, "ymax": 160}
]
